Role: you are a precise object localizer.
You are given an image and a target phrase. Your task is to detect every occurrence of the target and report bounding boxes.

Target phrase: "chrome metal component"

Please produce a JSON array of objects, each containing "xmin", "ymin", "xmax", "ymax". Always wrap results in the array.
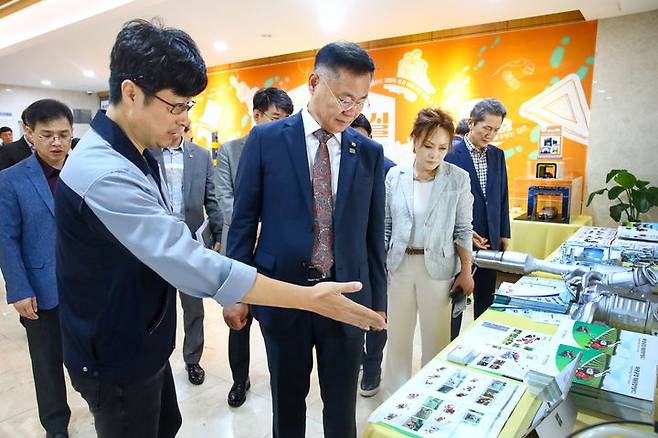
[{"xmin": 474, "ymin": 250, "xmax": 658, "ymax": 334}]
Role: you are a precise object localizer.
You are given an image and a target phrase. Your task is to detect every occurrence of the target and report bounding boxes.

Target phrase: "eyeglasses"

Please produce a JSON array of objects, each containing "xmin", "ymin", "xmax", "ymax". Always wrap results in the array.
[
  {"xmin": 37, "ymin": 132, "xmax": 72, "ymax": 143},
  {"xmin": 130, "ymin": 76, "xmax": 195, "ymax": 115},
  {"xmin": 320, "ymin": 76, "xmax": 369, "ymax": 112},
  {"xmin": 151, "ymin": 93, "xmax": 196, "ymax": 115}
]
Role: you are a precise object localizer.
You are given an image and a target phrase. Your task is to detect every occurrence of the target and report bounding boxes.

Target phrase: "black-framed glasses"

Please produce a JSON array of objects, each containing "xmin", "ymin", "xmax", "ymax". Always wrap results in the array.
[
  {"xmin": 150, "ymin": 94, "xmax": 196, "ymax": 115},
  {"xmin": 130, "ymin": 75, "xmax": 195, "ymax": 115}
]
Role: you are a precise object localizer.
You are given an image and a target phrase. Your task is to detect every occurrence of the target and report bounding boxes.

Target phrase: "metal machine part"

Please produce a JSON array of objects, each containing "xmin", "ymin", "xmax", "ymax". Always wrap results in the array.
[{"xmin": 474, "ymin": 250, "xmax": 658, "ymax": 334}]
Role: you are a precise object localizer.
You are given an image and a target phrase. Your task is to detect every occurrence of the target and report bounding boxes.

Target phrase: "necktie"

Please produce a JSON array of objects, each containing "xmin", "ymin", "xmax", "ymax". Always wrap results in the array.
[{"xmin": 311, "ymin": 129, "xmax": 334, "ymax": 274}]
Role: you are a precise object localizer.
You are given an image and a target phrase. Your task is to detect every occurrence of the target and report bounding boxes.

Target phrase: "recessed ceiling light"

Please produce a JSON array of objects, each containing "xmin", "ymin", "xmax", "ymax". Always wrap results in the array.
[
  {"xmin": 4, "ymin": 88, "xmax": 12, "ymax": 92},
  {"xmin": 41, "ymin": 80, "xmax": 52, "ymax": 86},
  {"xmin": 213, "ymin": 40, "xmax": 228, "ymax": 51},
  {"xmin": 319, "ymin": 4, "xmax": 346, "ymax": 32},
  {"xmin": 598, "ymin": 89, "xmax": 606, "ymax": 93},
  {"xmin": 82, "ymin": 69, "xmax": 95, "ymax": 78}
]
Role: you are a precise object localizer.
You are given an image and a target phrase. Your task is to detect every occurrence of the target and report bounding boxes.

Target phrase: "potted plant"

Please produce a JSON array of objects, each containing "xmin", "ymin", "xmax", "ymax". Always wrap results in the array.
[{"xmin": 586, "ymin": 169, "xmax": 658, "ymax": 223}]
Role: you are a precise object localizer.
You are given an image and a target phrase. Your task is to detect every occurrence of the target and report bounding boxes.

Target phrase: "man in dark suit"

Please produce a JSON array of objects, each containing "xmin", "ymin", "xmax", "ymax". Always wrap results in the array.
[
  {"xmin": 350, "ymin": 113, "xmax": 393, "ymax": 398},
  {"xmin": 216, "ymin": 87, "xmax": 294, "ymax": 407},
  {"xmin": 445, "ymin": 98, "xmax": 510, "ymax": 320},
  {"xmin": 225, "ymin": 42, "xmax": 387, "ymax": 438},
  {"xmin": 0, "ymin": 99, "xmax": 73, "ymax": 438},
  {"xmin": 0, "ymin": 126, "xmax": 13, "ymax": 145},
  {"xmin": 151, "ymin": 120, "xmax": 223, "ymax": 386},
  {"xmin": 0, "ymin": 111, "xmax": 33, "ymax": 171}
]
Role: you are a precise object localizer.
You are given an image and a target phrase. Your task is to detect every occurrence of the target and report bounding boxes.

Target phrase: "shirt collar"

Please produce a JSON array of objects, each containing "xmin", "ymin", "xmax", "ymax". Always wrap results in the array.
[
  {"xmin": 35, "ymin": 151, "xmax": 62, "ymax": 177},
  {"xmin": 464, "ymin": 134, "xmax": 487, "ymax": 155},
  {"xmin": 162, "ymin": 137, "xmax": 184, "ymax": 153},
  {"xmin": 301, "ymin": 107, "xmax": 342, "ymax": 144},
  {"xmin": 25, "ymin": 136, "xmax": 35, "ymax": 152},
  {"xmin": 90, "ymin": 110, "xmax": 152, "ymax": 177}
]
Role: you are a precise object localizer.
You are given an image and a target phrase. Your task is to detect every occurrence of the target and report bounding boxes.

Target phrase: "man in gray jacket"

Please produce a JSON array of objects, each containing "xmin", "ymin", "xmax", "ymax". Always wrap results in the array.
[
  {"xmin": 216, "ymin": 87, "xmax": 293, "ymax": 407},
  {"xmin": 152, "ymin": 120, "xmax": 223, "ymax": 385}
]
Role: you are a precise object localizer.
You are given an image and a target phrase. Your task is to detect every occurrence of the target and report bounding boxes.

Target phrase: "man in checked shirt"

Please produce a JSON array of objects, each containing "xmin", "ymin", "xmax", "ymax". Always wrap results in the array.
[{"xmin": 445, "ymin": 98, "xmax": 510, "ymax": 321}]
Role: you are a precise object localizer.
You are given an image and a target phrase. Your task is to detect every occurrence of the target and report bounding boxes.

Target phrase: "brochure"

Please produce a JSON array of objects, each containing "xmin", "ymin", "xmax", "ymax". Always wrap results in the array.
[{"xmin": 368, "ymin": 361, "xmax": 524, "ymax": 437}]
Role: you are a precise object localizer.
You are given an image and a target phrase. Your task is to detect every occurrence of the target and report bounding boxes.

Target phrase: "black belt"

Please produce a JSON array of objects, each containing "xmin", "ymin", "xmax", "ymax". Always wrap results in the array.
[
  {"xmin": 405, "ymin": 247, "xmax": 425, "ymax": 255},
  {"xmin": 306, "ymin": 265, "xmax": 335, "ymax": 282}
]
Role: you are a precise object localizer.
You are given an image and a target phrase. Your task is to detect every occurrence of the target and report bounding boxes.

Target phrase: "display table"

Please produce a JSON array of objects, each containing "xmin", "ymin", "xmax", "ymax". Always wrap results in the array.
[
  {"xmin": 508, "ymin": 215, "xmax": 592, "ymax": 259},
  {"xmin": 363, "ymin": 309, "xmax": 652, "ymax": 438}
]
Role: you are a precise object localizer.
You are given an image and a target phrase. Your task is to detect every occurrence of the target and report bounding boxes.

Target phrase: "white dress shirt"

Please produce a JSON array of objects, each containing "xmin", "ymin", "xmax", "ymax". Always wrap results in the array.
[
  {"xmin": 409, "ymin": 179, "xmax": 433, "ymax": 248},
  {"xmin": 301, "ymin": 107, "xmax": 341, "ymax": 199},
  {"xmin": 161, "ymin": 138, "xmax": 185, "ymax": 220}
]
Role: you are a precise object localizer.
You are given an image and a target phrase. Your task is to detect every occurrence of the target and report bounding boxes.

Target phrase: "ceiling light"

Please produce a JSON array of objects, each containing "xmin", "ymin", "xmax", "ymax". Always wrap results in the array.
[
  {"xmin": 598, "ymin": 89, "xmax": 606, "ymax": 93},
  {"xmin": 82, "ymin": 69, "xmax": 95, "ymax": 78},
  {"xmin": 261, "ymin": 33, "xmax": 272, "ymax": 38},
  {"xmin": 41, "ymin": 80, "xmax": 52, "ymax": 86},
  {"xmin": 319, "ymin": 2, "xmax": 346, "ymax": 32},
  {"xmin": 4, "ymin": 88, "xmax": 12, "ymax": 92},
  {"xmin": 213, "ymin": 40, "xmax": 228, "ymax": 51}
]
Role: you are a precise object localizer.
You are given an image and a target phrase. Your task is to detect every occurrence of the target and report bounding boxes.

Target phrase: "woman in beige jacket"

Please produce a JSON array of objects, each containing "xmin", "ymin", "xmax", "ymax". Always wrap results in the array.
[{"xmin": 384, "ymin": 108, "xmax": 474, "ymax": 393}]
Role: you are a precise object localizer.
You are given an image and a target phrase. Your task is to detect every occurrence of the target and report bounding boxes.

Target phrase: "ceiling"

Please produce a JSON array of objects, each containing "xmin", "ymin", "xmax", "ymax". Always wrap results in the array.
[{"xmin": 0, "ymin": 0, "xmax": 657, "ymax": 92}]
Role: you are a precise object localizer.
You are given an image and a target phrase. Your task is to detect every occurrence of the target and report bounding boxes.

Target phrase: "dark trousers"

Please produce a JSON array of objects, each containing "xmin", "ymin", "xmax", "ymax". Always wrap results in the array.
[
  {"xmin": 20, "ymin": 306, "xmax": 70, "ymax": 435},
  {"xmin": 262, "ymin": 312, "xmax": 363, "ymax": 438},
  {"xmin": 179, "ymin": 292, "xmax": 204, "ymax": 365},
  {"xmin": 450, "ymin": 304, "xmax": 463, "ymax": 341},
  {"xmin": 362, "ymin": 329, "xmax": 387, "ymax": 378},
  {"xmin": 473, "ymin": 267, "xmax": 497, "ymax": 319},
  {"xmin": 70, "ymin": 362, "xmax": 182, "ymax": 438},
  {"xmin": 228, "ymin": 312, "xmax": 253, "ymax": 384}
]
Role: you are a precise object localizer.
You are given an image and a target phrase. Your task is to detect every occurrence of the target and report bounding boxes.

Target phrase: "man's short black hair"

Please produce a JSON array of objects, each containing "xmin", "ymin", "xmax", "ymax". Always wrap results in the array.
[
  {"xmin": 23, "ymin": 99, "xmax": 73, "ymax": 129},
  {"xmin": 350, "ymin": 114, "xmax": 372, "ymax": 136},
  {"xmin": 0, "ymin": 126, "xmax": 12, "ymax": 134},
  {"xmin": 253, "ymin": 87, "xmax": 294, "ymax": 115},
  {"xmin": 109, "ymin": 19, "xmax": 208, "ymax": 105},
  {"xmin": 455, "ymin": 118, "xmax": 469, "ymax": 136},
  {"xmin": 314, "ymin": 41, "xmax": 375, "ymax": 77}
]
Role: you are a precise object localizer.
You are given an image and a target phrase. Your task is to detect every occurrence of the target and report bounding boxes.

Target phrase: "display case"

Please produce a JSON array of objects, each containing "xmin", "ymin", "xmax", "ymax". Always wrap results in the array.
[
  {"xmin": 515, "ymin": 186, "xmax": 570, "ymax": 223},
  {"xmin": 512, "ymin": 177, "xmax": 582, "ymax": 224}
]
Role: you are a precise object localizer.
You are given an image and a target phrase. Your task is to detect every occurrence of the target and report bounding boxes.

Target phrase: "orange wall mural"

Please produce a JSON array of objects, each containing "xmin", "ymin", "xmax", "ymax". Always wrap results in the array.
[{"xmin": 190, "ymin": 20, "xmax": 597, "ymax": 210}]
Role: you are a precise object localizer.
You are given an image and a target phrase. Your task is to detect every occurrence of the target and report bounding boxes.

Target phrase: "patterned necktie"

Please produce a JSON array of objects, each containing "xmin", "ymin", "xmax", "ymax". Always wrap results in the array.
[{"xmin": 311, "ymin": 129, "xmax": 334, "ymax": 274}]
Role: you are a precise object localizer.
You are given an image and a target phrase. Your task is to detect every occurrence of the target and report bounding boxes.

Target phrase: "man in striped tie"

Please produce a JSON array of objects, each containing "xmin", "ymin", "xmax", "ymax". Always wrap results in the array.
[{"xmin": 226, "ymin": 41, "xmax": 387, "ymax": 438}]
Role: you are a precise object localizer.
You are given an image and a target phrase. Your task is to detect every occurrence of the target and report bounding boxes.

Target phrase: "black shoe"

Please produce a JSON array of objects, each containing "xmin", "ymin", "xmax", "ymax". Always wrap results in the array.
[
  {"xmin": 359, "ymin": 373, "xmax": 381, "ymax": 397},
  {"xmin": 227, "ymin": 379, "xmax": 251, "ymax": 407},
  {"xmin": 186, "ymin": 363, "xmax": 205, "ymax": 385}
]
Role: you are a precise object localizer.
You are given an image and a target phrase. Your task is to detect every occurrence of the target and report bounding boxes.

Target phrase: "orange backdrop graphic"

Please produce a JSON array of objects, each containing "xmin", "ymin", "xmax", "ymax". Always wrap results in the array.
[{"xmin": 190, "ymin": 20, "xmax": 597, "ymax": 209}]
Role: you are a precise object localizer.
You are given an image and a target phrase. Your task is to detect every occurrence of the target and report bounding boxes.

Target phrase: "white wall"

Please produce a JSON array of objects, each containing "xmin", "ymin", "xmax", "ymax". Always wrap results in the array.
[
  {"xmin": 0, "ymin": 84, "xmax": 100, "ymax": 140},
  {"xmin": 586, "ymin": 10, "xmax": 658, "ymax": 226}
]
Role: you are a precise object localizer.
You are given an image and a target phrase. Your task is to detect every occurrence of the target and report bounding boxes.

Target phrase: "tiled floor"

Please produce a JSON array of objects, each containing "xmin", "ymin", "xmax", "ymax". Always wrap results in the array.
[{"xmin": 0, "ymin": 273, "xmax": 473, "ymax": 437}]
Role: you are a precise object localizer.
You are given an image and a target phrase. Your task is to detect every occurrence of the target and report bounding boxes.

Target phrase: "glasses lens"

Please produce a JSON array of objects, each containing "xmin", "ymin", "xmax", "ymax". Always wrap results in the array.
[{"xmin": 172, "ymin": 101, "xmax": 195, "ymax": 115}]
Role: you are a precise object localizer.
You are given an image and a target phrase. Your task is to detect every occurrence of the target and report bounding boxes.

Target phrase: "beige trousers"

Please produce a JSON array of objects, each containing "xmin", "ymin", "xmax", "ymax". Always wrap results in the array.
[{"xmin": 384, "ymin": 254, "xmax": 452, "ymax": 394}]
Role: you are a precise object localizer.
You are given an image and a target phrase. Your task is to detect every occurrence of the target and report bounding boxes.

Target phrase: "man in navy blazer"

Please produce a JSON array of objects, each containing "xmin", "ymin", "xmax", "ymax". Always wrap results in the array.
[
  {"xmin": 445, "ymin": 98, "xmax": 510, "ymax": 320},
  {"xmin": 226, "ymin": 42, "xmax": 386, "ymax": 438},
  {"xmin": 0, "ymin": 99, "xmax": 73, "ymax": 438}
]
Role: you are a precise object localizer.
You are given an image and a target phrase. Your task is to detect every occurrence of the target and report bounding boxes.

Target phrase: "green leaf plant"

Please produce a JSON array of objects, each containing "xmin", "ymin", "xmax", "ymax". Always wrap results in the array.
[{"xmin": 586, "ymin": 169, "xmax": 658, "ymax": 223}]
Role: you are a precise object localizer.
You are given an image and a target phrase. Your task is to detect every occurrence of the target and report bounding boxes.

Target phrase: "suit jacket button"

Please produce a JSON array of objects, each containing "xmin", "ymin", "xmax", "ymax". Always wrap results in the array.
[{"xmin": 82, "ymin": 366, "xmax": 88, "ymax": 372}]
